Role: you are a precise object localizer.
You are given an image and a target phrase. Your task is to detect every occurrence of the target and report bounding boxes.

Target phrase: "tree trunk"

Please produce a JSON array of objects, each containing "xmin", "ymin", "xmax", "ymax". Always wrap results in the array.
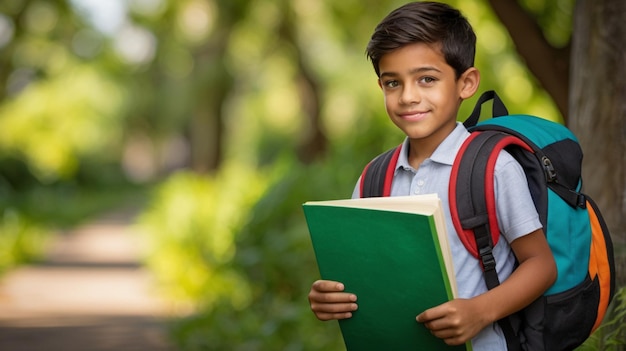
[
  {"xmin": 188, "ymin": 2, "xmax": 245, "ymax": 174},
  {"xmin": 570, "ymin": 0, "xmax": 626, "ymax": 281},
  {"xmin": 487, "ymin": 0, "xmax": 570, "ymax": 119},
  {"xmin": 277, "ymin": 4, "xmax": 327, "ymax": 164},
  {"xmin": 189, "ymin": 51, "xmax": 232, "ymax": 174}
]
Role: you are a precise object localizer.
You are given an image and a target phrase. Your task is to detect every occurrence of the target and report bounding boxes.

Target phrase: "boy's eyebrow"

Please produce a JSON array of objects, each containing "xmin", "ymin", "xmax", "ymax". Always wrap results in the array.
[{"xmin": 380, "ymin": 66, "xmax": 442, "ymax": 78}]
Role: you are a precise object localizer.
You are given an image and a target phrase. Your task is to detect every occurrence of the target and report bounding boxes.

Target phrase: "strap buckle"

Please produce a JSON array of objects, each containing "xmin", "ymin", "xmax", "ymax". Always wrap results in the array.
[{"xmin": 479, "ymin": 246, "xmax": 496, "ymax": 272}]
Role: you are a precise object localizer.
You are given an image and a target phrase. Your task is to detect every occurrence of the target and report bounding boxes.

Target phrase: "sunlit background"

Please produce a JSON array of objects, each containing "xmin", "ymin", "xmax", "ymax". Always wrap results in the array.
[{"xmin": 1, "ymin": 0, "xmax": 622, "ymax": 350}]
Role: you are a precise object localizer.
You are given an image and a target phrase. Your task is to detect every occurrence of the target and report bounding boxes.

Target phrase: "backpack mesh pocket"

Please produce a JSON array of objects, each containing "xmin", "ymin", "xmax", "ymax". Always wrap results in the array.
[{"xmin": 544, "ymin": 274, "xmax": 599, "ymax": 350}]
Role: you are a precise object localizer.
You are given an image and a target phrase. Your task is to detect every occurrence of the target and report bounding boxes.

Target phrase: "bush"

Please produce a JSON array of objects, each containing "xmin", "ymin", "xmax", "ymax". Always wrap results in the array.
[
  {"xmin": 138, "ymin": 154, "xmax": 361, "ymax": 350},
  {"xmin": 0, "ymin": 209, "xmax": 47, "ymax": 274}
]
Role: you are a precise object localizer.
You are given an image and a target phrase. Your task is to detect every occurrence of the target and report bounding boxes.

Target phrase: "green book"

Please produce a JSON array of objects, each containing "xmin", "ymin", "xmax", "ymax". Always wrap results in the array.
[{"xmin": 303, "ymin": 194, "xmax": 470, "ymax": 350}]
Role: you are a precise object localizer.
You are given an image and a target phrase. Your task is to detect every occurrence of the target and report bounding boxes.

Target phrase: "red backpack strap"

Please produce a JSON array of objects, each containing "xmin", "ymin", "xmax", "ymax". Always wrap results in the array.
[
  {"xmin": 450, "ymin": 131, "xmax": 499, "ymax": 260},
  {"xmin": 360, "ymin": 145, "xmax": 402, "ymax": 198},
  {"xmin": 449, "ymin": 131, "xmax": 533, "ymax": 260}
]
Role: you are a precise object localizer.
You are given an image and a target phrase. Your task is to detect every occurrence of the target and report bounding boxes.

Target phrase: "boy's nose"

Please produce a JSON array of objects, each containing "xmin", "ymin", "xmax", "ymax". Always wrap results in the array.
[{"xmin": 399, "ymin": 84, "xmax": 420, "ymax": 105}]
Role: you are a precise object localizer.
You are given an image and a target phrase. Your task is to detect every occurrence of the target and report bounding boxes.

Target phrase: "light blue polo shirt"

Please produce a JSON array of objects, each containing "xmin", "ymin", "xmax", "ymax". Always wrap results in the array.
[{"xmin": 352, "ymin": 122, "xmax": 542, "ymax": 350}]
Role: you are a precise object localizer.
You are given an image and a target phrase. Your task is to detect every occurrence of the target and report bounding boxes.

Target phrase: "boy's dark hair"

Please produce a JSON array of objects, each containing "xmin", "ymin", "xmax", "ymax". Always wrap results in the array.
[{"xmin": 366, "ymin": 1, "xmax": 476, "ymax": 79}]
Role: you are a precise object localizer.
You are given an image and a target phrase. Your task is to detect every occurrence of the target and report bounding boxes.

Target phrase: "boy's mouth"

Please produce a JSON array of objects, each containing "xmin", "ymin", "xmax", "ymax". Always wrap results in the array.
[{"xmin": 398, "ymin": 110, "xmax": 429, "ymax": 121}]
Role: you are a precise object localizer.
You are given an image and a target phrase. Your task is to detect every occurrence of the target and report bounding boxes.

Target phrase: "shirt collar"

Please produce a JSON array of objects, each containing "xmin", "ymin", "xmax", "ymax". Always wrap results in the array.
[{"xmin": 395, "ymin": 122, "xmax": 470, "ymax": 171}]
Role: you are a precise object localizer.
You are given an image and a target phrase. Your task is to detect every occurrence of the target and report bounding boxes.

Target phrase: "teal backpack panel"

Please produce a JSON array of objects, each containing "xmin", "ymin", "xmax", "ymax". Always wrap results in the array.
[
  {"xmin": 475, "ymin": 115, "xmax": 591, "ymax": 295},
  {"xmin": 545, "ymin": 189, "xmax": 591, "ymax": 294},
  {"xmin": 476, "ymin": 114, "xmax": 579, "ymax": 149}
]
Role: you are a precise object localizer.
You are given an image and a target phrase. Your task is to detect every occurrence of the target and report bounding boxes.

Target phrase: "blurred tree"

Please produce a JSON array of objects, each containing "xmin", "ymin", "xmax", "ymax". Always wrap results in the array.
[
  {"xmin": 0, "ymin": 0, "xmax": 124, "ymax": 187},
  {"xmin": 569, "ymin": 0, "xmax": 625, "ymax": 248},
  {"xmin": 188, "ymin": 0, "xmax": 251, "ymax": 173},
  {"xmin": 276, "ymin": 1, "xmax": 326, "ymax": 163},
  {"xmin": 487, "ymin": 0, "xmax": 570, "ymax": 118},
  {"xmin": 0, "ymin": 0, "xmax": 82, "ymax": 101}
]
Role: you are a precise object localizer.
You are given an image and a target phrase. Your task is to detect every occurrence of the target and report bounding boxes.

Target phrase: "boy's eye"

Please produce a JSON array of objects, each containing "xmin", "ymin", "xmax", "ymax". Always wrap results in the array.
[
  {"xmin": 420, "ymin": 76, "xmax": 436, "ymax": 84},
  {"xmin": 383, "ymin": 80, "xmax": 399, "ymax": 88}
]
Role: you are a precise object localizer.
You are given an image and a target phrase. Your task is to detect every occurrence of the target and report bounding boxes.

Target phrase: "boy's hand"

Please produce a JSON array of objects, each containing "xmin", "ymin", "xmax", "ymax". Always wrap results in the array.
[
  {"xmin": 416, "ymin": 298, "xmax": 487, "ymax": 346},
  {"xmin": 416, "ymin": 229, "xmax": 556, "ymax": 347},
  {"xmin": 308, "ymin": 280, "xmax": 358, "ymax": 321}
]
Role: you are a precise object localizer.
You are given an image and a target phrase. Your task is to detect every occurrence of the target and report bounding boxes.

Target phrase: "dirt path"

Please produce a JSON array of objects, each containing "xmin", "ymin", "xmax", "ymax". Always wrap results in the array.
[{"xmin": 0, "ymin": 209, "xmax": 176, "ymax": 351}]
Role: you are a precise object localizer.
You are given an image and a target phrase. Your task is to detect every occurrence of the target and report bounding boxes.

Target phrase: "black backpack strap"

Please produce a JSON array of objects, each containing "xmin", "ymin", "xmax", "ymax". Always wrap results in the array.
[
  {"xmin": 464, "ymin": 90, "xmax": 509, "ymax": 128},
  {"xmin": 548, "ymin": 181, "xmax": 587, "ymax": 209},
  {"xmin": 472, "ymin": 124, "xmax": 587, "ymax": 212},
  {"xmin": 450, "ymin": 130, "xmax": 530, "ymax": 351},
  {"xmin": 360, "ymin": 145, "xmax": 402, "ymax": 198},
  {"xmin": 451, "ymin": 131, "xmax": 505, "ymax": 285}
]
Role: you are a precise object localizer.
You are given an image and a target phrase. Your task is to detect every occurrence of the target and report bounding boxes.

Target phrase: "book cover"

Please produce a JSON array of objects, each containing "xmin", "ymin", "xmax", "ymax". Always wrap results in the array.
[{"xmin": 303, "ymin": 195, "xmax": 469, "ymax": 350}]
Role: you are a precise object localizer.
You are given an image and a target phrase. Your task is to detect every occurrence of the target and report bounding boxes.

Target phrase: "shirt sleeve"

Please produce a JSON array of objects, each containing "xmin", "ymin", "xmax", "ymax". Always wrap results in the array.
[
  {"xmin": 494, "ymin": 151, "xmax": 543, "ymax": 244},
  {"xmin": 351, "ymin": 177, "xmax": 361, "ymax": 199}
]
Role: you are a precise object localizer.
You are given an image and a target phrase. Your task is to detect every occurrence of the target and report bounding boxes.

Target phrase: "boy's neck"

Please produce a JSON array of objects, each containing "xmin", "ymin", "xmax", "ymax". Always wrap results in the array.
[{"xmin": 406, "ymin": 121, "xmax": 457, "ymax": 169}]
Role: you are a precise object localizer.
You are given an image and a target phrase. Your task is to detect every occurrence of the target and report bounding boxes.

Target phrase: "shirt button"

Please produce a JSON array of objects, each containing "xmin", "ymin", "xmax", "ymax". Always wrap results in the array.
[{"xmin": 417, "ymin": 179, "xmax": 425, "ymax": 186}]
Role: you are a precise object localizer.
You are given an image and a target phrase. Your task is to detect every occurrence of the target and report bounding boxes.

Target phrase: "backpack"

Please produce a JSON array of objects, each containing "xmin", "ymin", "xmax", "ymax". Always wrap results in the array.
[{"xmin": 359, "ymin": 90, "xmax": 616, "ymax": 351}]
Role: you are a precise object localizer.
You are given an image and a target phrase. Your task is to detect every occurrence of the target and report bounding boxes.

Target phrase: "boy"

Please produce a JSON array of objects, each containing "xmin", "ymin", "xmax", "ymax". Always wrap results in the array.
[{"xmin": 307, "ymin": 2, "xmax": 557, "ymax": 350}]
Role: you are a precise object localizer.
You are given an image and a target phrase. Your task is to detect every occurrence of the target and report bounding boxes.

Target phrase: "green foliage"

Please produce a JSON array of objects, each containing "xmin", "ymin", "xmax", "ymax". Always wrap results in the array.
[
  {"xmin": 0, "ymin": 209, "xmax": 47, "ymax": 274},
  {"xmin": 138, "ymin": 163, "xmax": 271, "ymax": 311},
  {"xmin": 139, "ymin": 150, "xmax": 369, "ymax": 349},
  {"xmin": 0, "ymin": 181, "xmax": 149, "ymax": 274},
  {"xmin": 518, "ymin": 0, "xmax": 574, "ymax": 47},
  {"xmin": 578, "ymin": 287, "xmax": 626, "ymax": 350},
  {"xmin": 0, "ymin": 64, "xmax": 126, "ymax": 183},
  {"xmin": 14, "ymin": 182, "xmax": 148, "ymax": 226}
]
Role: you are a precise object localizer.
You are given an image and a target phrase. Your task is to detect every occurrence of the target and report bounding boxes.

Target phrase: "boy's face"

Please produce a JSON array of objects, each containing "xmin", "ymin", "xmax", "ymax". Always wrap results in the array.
[{"xmin": 377, "ymin": 42, "xmax": 477, "ymax": 143}]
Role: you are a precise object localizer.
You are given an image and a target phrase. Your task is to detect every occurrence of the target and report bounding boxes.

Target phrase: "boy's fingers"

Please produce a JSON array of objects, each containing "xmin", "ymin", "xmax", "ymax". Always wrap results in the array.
[
  {"xmin": 310, "ymin": 300, "xmax": 358, "ymax": 321},
  {"xmin": 310, "ymin": 280, "xmax": 357, "ymax": 303},
  {"xmin": 314, "ymin": 311, "xmax": 354, "ymax": 321},
  {"xmin": 309, "ymin": 291, "xmax": 356, "ymax": 304},
  {"xmin": 308, "ymin": 280, "xmax": 358, "ymax": 321},
  {"xmin": 416, "ymin": 310, "xmax": 432, "ymax": 323},
  {"xmin": 416, "ymin": 304, "xmax": 445, "ymax": 324},
  {"xmin": 310, "ymin": 301, "xmax": 358, "ymax": 313},
  {"xmin": 312, "ymin": 280, "xmax": 345, "ymax": 292}
]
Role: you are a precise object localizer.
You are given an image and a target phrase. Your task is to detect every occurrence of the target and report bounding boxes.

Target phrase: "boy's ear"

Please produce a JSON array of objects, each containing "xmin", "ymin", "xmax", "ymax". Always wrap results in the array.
[{"xmin": 458, "ymin": 67, "xmax": 480, "ymax": 99}]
